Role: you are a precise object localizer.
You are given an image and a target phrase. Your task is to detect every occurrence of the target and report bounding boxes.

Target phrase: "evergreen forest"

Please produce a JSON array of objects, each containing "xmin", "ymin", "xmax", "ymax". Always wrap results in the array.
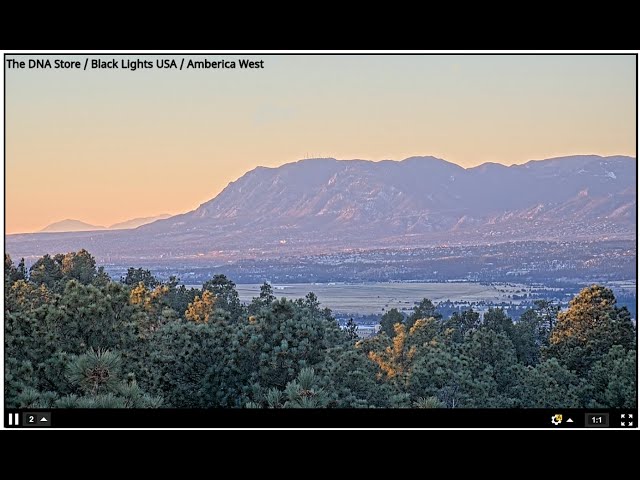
[{"xmin": 5, "ymin": 250, "xmax": 636, "ymax": 409}]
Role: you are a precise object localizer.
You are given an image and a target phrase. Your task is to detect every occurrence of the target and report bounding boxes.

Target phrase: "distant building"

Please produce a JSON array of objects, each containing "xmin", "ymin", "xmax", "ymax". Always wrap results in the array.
[{"xmin": 356, "ymin": 324, "xmax": 381, "ymax": 339}]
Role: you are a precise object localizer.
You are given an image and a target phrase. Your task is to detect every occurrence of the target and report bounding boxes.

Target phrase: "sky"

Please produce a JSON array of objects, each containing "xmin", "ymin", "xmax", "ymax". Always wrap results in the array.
[{"xmin": 5, "ymin": 54, "xmax": 636, "ymax": 234}]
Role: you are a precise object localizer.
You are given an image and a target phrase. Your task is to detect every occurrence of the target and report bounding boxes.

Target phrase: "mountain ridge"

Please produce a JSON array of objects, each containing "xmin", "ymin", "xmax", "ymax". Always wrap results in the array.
[
  {"xmin": 108, "ymin": 214, "xmax": 171, "ymax": 230},
  {"xmin": 39, "ymin": 214, "xmax": 172, "ymax": 233},
  {"xmin": 9, "ymin": 154, "xmax": 636, "ymax": 261}
]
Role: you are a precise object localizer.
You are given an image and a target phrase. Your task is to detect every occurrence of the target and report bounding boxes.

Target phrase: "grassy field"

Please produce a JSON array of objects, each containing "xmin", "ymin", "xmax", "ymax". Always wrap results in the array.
[{"xmin": 235, "ymin": 282, "xmax": 527, "ymax": 315}]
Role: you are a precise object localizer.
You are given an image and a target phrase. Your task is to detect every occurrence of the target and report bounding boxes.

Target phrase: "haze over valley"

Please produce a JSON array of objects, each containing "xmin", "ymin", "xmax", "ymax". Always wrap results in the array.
[{"xmin": 6, "ymin": 154, "xmax": 635, "ymax": 319}]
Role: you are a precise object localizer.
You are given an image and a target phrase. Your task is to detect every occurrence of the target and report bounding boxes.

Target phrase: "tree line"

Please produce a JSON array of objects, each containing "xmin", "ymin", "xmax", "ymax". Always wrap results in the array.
[{"xmin": 5, "ymin": 250, "xmax": 636, "ymax": 409}]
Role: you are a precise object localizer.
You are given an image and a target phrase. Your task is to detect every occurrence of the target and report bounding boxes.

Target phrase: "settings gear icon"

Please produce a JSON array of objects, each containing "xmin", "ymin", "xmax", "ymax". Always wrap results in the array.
[{"xmin": 551, "ymin": 414, "xmax": 563, "ymax": 426}]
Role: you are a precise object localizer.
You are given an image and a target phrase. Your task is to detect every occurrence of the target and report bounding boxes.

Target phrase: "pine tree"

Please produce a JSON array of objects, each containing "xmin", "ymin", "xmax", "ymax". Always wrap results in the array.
[
  {"xmin": 345, "ymin": 318, "xmax": 359, "ymax": 341},
  {"xmin": 247, "ymin": 368, "xmax": 330, "ymax": 408},
  {"xmin": 121, "ymin": 267, "xmax": 159, "ymax": 288},
  {"xmin": 407, "ymin": 298, "xmax": 441, "ymax": 328},
  {"xmin": 380, "ymin": 308, "xmax": 404, "ymax": 338},
  {"xmin": 66, "ymin": 348, "xmax": 122, "ymax": 395},
  {"xmin": 546, "ymin": 285, "xmax": 635, "ymax": 374},
  {"xmin": 413, "ymin": 396, "xmax": 444, "ymax": 408},
  {"xmin": 203, "ymin": 274, "xmax": 244, "ymax": 318},
  {"xmin": 184, "ymin": 290, "xmax": 218, "ymax": 324}
]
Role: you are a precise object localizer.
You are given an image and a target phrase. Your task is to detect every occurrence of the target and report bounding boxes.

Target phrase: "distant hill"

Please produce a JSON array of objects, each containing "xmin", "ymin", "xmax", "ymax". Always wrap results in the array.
[
  {"xmin": 108, "ymin": 214, "xmax": 171, "ymax": 230},
  {"xmin": 40, "ymin": 219, "xmax": 106, "ymax": 233},
  {"xmin": 40, "ymin": 214, "xmax": 171, "ymax": 233},
  {"xmin": 12, "ymin": 155, "xmax": 636, "ymax": 261}
]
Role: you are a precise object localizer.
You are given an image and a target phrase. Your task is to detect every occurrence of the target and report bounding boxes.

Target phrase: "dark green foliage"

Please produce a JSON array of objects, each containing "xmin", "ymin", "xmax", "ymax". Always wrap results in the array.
[
  {"xmin": 320, "ymin": 347, "xmax": 395, "ymax": 407},
  {"xmin": 414, "ymin": 396, "xmax": 445, "ymax": 408},
  {"xmin": 248, "ymin": 282, "xmax": 276, "ymax": 315},
  {"xmin": 546, "ymin": 285, "xmax": 636, "ymax": 374},
  {"xmin": 5, "ymin": 263, "xmax": 160, "ymax": 407},
  {"xmin": 235, "ymin": 297, "xmax": 344, "ymax": 399},
  {"xmin": 203, "ymin": 274, "xmax": 244, "ymax": 318},
  {"xmin": 247, "ymin": 368, "xmax": 330, "ymax": 408},
  {"xmin": 380, "ymin": 308, "xmax": 404, "ymax": 338},
  {"xmin": 29, "ymin": 254, "xmax": 63, "ymax": 289},
  {"xmin": 407, "ymin": 343, "xmax": 476, "ymax": 408},
  {"xmin": 28, "ymin": 250, "xmax": 99, "ymax": 291},
  {"xmin": 16, "ymin": 259, "xmax": 28, "ymax": 282},
  {"xmin": 443, "ymin": 309, "xmax": 480, "ymax": 343},
  {"xmin": 407, "ymin": 298, "xmax": 442, "ymax": 328},
  {"xmin": 259, "ymin": 282, "xmax": 276, "ymax": 303},
  {"xmin": 533, "ymin": 299, "xmax": 560, "ymax": 336},
  {"xmin": 121, "ymin": 267, "xmax": 159, "ymax": 288},
  {"xmin": 163, "ymin": 276, "xmax": 200, "ymax": 317},
  {"xmin": 5, "ymin": 251, "xmax": 637, "ymax": 409},
  {"xmin": 5, "ymin": 255, "xmax": 27, "ymax": 285},
  {"xmin": 5, "ymin": 254, "xmax": 16, "ymax": 283},
  {"xmin": 60, "ymin": 249, "xmax": 97, "ymax": 284},
  {"xmin": 147, "ymin": 320, "xmax": 240, "ymax": 407},
  {"xmin": 66, "ymin": 348, "xmax": 122, "ymax": 395},
  {"xmin": 512, "ymin": 309, "xmax": 544, "ymax": 366},
  {"xmin": 345, "ymin": 318, "xmax": 359, "ymax": 341},
  {"xmin": 464, "ymin": 328, "xmax": 521, "ymax": 406},
  {"xmin": 483, "ymin": 308, "xmax": 513, "ymax": 335},
  {"xmin": 518, "ymin": 359, "xmax": 585, "ymax": 408},
  {"xmin": 587, "ymin": 345, "xmax": 636, "ymax": 408},
  {"xmin": 93, "ymin": 266, "xmax": 111, "ymax": 287},
  {"xmin": 59, "ymin": 348, "xmax": 162, "ymax": 408}
]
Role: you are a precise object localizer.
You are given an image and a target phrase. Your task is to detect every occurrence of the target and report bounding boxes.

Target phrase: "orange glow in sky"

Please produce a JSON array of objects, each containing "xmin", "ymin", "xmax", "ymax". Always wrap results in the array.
[{"xmin": 5, "ymin": 54, "xmax": 636, "ymax": 233}]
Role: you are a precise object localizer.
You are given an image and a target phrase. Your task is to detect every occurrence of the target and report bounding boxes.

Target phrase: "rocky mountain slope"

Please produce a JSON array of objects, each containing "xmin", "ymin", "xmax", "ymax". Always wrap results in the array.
[{"xmin": 8, "ymin": 155, "xmax": 635, "ymax": 261}]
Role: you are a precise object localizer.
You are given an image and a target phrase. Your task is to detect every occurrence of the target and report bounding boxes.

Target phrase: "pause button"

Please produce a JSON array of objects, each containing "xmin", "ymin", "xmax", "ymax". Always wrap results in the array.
[{"xmin": 7, "ymin": 413, "xmax": 20, "ymax": 426}]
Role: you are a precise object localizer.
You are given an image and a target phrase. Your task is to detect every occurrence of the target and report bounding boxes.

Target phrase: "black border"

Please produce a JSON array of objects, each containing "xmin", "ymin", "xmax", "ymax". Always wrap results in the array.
[
  {"xmin": 3, "ymin": 52, "xmax": 639, "ymax": 429},
  {"xmin": 4, "ymin": 408, "xmax": 639, "ymax": 429}
]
